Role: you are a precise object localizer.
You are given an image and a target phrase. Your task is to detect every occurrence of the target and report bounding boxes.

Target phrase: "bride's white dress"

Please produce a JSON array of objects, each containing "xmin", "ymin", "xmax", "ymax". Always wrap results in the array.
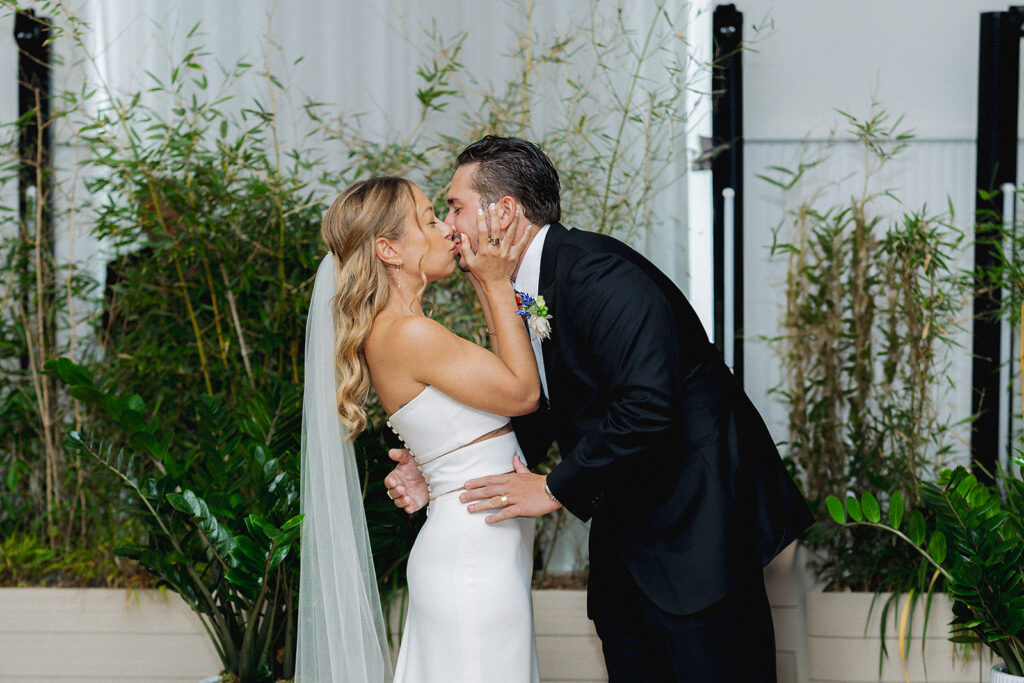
[{"xmin": 387, "ymin": 385, "xmax": 541, "ymax": 683}]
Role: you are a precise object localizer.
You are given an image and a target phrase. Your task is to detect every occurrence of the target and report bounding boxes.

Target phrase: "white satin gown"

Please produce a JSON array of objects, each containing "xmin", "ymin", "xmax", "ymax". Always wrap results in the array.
[{"xmin": 387, "ymin": 385, "xmax": 541, "ymax": 683}]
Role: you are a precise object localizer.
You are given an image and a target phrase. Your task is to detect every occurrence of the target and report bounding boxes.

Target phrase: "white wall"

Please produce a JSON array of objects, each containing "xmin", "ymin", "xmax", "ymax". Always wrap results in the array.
[
  {"xmin": 740, "ymin": 0, "xmax": 1021, "ymax": 141},
  {"xmin": 735, "ymin": 0, "xmax": 1024, "ymax": 467}
]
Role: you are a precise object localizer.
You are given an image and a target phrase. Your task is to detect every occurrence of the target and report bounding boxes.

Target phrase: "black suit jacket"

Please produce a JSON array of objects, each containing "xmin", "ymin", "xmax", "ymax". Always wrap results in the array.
[{"xmin": 512, "ymin": 223, "xmax": 814, "ymax": 616}]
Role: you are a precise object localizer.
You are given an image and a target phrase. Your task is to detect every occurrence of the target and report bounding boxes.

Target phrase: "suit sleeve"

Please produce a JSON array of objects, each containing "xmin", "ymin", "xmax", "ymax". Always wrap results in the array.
[
  {"xmin": 544, "ymin": 251, "xmax": 682, "ymax": 521},
  {"xmin": 510, "ymin": 399, "xmax": 555, "ymax": 469}
]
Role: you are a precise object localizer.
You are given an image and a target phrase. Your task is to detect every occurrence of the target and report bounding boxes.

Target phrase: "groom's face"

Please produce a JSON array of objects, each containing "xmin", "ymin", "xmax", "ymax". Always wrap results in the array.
[{"xmin": 445, "ymin": 163, "xmax": 485, "ymax": 262}]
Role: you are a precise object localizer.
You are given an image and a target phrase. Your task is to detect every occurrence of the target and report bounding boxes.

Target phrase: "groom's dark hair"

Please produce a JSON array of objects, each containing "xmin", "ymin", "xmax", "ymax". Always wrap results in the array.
[{"xmin": 455, "ymin": 136, "xmax": 561, "ymax": 226}]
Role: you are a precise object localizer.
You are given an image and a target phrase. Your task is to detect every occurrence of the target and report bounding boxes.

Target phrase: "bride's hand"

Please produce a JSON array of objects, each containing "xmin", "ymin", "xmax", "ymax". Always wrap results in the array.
[
  {"xmin": 459, "ymin": 203, "xmax": 531, "ymax": 286},
  {"xmin": 385, "ymin": 448, "xmax": 428, "ymax": 514}
]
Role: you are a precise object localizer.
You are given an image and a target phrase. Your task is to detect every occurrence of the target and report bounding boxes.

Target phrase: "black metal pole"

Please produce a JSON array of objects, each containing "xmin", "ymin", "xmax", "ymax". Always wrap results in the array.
[
  {"xmin": 14, "ymin": 9, "xmax": 52, "ymax": 372},
  {"xmin": 972, "ymin": 8, "xmax": 1024, "ymax": 481},
  {"xmin": 712, "ymin": 4, "xmax": 744, "ymax": 384},
  {"xmin": 15, "ymin": 9, "xmax": 51, "ymax": 216}
]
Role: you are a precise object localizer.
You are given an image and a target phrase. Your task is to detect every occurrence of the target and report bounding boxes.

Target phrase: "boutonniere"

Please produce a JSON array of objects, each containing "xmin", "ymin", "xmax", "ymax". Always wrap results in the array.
[{"xmin": 514, "ymin": 290, "xmax": 552, "ymax": 341}]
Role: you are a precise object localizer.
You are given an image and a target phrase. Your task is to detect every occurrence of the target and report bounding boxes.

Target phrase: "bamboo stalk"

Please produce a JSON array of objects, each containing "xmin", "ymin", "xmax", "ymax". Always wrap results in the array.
[
  {"xmin": 202, "ymin": 257, "xmax": 228, "ymax": 362},
  {"xmin": 219, "ymin": 262, "xmax": 253, "ymax": 384},
  {"xmin": 144, "ymin": 181, "xmax": 214, "ymax": 395}
]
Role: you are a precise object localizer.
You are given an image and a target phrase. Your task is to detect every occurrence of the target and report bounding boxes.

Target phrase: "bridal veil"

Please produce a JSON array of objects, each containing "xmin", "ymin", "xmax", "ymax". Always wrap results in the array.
[{"xmin": 295, "ymin": 253, "xmax": 392, "ymax": 682}]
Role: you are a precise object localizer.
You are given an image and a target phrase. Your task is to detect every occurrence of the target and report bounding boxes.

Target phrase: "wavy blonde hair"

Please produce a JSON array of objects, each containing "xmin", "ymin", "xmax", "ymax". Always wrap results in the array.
[{"xmin": 321, "ymin": 177, "xmax": 416, "ymax": 438}]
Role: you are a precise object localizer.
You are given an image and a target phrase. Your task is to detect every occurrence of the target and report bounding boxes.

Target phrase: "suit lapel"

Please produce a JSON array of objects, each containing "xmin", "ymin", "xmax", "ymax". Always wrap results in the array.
[{"xmin": 537, "ymin": 223, "xmax": 568, "ymax": 400}]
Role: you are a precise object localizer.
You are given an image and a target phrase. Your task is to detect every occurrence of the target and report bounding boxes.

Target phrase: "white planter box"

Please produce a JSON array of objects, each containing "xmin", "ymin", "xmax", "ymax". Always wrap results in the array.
[
  {"xmin": 806, "ymin": 588, "xmax": 991, "ymax": 683},
  {"xmin": 0, "ymin": 588, "xmax": 221, "ymax": 682},
  {"xmin": 0, "ymin": 548, "xmax": 806, "ymax": 683},
  {"xmin": 0, "ymin": 587, "xmax": 607, "ymax": 683}
]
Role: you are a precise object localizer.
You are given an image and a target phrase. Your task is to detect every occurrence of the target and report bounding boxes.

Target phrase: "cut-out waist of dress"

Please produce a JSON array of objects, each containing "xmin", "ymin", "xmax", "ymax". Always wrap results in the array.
[{"xmin": 418, "ymin": 432, "xmax": 520, "ymax": 499}]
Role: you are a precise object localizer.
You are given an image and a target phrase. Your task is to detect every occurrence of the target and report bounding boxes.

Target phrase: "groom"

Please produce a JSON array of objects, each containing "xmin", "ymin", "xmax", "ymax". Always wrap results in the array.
[{"xmin": 385, "ymin": 135, "xmax": 814, "ymax": 681}]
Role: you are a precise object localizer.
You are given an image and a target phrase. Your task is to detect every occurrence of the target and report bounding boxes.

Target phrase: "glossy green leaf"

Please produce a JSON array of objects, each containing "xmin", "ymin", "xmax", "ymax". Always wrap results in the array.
[
  {"xmin": 69, "ymin": 384, "xmax": 104, "ymax": 404},
  {"xmin": 846, "ymin": 495, "xmax": 863, "ymax": 522},
  {"xmin": 826, "ymin": 495, "xmax": 846, "ymax": 524},
  {"xmin": 281, "ymin": 514, "xmax": 303, "ymax": 531},
  {"xmin": 908, "ymin": 510, "xmax": 926, "ymax": 546},
  {"xmin": 928, "ymin": 531, "xmax": 947, "ymax": 564},
  {"xmin": 861, "ymin": 492, "xmax": 881, "ymax": 523},
  {"xmin": 888, "ymin": 491, "xmax": 904, "ymax": 529}
]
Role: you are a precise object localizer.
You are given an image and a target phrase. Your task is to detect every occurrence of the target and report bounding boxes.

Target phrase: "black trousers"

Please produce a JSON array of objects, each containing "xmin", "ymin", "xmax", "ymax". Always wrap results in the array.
[{"xmin": 590, "ymin": 558, "xmax": 777, "ymax": 683}]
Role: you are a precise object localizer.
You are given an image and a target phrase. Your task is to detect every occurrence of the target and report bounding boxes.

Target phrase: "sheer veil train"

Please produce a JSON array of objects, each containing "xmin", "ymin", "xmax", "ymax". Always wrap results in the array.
[{"xmin": 294, "ymin": 253, "xmax": 392, "ymax": 682}]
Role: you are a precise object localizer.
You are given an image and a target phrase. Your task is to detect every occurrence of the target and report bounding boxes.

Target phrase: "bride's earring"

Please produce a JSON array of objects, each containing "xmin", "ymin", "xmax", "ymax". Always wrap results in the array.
[{"xmin": 392, "ymin": 260, "xmax": 403, "ymax": 289}]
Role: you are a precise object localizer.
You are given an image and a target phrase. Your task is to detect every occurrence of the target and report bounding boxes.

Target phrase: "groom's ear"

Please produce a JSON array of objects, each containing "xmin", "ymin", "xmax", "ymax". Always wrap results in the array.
[{"xmin": 497, "ymin": 196, "xmax": 517, "ymax": 233}]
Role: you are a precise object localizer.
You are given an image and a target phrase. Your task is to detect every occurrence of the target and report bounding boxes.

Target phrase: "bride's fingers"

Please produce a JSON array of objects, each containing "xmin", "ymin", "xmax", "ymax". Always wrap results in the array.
[
  {"xmin": 476, "ymin": 206, "xmax": 492, "ymax": 247},
  {"xmin": 507, "ymin": 224, "xmax": 532, "ymax": 261},
  {"xmin": 388, "ymin": 447, "xmax": 412, "ymax": 464}
]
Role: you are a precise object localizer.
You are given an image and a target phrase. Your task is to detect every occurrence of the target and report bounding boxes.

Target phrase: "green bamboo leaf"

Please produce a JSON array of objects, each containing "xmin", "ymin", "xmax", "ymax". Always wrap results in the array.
[
  {"xmin": 862, "ymin": 492, "xmax": 881, "ymax": 523},
  {"xmin": 888, "ymin": 491, "xmax": 904, "ymax": 529},
  {"xmin": 826, "ymin": 495, "xmax": 846, "ymax": 524}
]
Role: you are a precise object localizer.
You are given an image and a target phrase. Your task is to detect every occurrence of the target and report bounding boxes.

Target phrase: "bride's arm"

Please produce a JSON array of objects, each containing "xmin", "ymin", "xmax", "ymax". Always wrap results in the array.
[
  {"xmin": 394, "ymin": 205, "xmax": 540, "ymax": 416},
  {"xmin": 466, "ymin": 270, "xmax": 500, "ymax": 352}
]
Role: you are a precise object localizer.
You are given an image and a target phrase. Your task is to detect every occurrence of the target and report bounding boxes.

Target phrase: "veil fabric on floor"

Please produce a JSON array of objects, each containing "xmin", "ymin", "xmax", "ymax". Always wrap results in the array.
[{"xmin": 294, "ymin": 253, "xmax": 392, "ymax": 682}]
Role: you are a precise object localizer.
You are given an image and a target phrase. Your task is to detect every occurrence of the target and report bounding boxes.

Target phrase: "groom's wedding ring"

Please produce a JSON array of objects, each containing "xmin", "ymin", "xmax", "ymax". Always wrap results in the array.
[
  {"xmin": 488, "ymin": 237, "xmax": 501, "ymax": 246},
  {"xmin": 386, "ymin": 488, "xmax": 397, "ymax": 500},
  {"xmin": 500, "ymin": 495, "xmax": 509, "ymax": 507}
]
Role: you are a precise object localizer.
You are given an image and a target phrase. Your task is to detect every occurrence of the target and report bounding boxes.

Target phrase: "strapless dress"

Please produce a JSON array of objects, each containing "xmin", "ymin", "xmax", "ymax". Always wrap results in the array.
[{"xmin": 387, "ymin": 385, "xmax": 540, "ymax": 683}]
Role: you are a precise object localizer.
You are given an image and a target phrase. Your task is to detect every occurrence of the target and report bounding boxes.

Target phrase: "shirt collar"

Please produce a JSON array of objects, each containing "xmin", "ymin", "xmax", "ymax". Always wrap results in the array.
[{"xmin": 513, "ymin": 223, "xmax": 550, "ymax": 296}]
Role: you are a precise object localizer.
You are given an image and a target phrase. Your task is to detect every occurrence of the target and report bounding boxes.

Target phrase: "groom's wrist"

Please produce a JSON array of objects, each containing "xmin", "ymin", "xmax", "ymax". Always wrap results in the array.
[{"xmin": 543, "ymin": 478, "xmax": 559, "ymax": 504}]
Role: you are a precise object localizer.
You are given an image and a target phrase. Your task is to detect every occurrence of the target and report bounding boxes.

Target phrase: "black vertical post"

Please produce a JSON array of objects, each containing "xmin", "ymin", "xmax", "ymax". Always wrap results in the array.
[
  {"xmin": 14, "ymin": 10, "xmax": 52, "ymax": 373},
  {"xmin": 972, "ymin": 8, "xmax": 1024, "ymax": 481},
  {"xmin": 712, "ymin": 4, "xmax": 744, "ymax": 384},
  {"xmin": 15, "ymin": 9, "xmax": 52, "ymax": 221}
]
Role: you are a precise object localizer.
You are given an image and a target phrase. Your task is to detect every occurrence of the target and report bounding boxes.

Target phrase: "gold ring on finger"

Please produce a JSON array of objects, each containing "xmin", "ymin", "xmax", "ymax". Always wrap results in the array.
[
  {"xmin": 500, "ymin": 494, "xmax": 509, "ymax": 507},
  {"xmin": 386, "ymin": 489, "xmax": 396, "ymax": 500},
  {"xmin": 488, "ymin": 237, "xmax": 500, "ymax": 246}
]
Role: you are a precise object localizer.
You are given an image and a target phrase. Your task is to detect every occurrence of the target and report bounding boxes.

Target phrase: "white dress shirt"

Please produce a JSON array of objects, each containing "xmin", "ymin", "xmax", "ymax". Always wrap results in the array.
[{"xmin": 512, "ymin": 224, "xmax": 550, "ymax": 400}]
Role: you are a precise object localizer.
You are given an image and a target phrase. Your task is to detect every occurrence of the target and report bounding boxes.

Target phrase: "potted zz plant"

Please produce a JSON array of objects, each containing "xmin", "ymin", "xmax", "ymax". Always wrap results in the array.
[
  {"xmin": 47, "ymin": 358, "xmax": 304, "ymax": 683},
  {"xmin": 826, "ymin": 457, "xmax": 1024, "ymax": 682}
]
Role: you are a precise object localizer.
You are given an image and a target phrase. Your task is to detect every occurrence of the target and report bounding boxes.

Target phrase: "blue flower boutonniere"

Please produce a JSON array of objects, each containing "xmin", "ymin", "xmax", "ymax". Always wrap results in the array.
[{"xmin": 514, "ymin": 290, "xmax": 552, "ymax": 341}]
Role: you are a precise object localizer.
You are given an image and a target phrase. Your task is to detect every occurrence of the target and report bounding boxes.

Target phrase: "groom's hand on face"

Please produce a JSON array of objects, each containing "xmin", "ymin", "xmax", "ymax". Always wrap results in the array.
[
  {"xmin": 385, "ymin": 449, "xmax": 428, "ymax": 514},
  {"xmin": 460, "ymin": 455, "xmax": 561, "ymax": 523}
]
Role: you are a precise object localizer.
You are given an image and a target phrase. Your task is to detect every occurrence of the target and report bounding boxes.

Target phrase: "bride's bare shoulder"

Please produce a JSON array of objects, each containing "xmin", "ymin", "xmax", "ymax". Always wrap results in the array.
[{"xmin": 366, "ymin": 315, "xmax": 452, "ymax": 361}]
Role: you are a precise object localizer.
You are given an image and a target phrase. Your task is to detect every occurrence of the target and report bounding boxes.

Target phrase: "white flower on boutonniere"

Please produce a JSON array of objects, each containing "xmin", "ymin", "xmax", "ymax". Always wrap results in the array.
[{"xmin": 514, "ymin": 290, "xmax": 552, "ymax": 341}]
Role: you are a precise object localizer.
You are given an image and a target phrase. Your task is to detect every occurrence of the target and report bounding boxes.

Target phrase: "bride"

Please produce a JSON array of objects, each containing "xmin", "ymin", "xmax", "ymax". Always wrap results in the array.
[{"xmin": 295, "ymin": 176, "xmax": 542, "ymax": 682}]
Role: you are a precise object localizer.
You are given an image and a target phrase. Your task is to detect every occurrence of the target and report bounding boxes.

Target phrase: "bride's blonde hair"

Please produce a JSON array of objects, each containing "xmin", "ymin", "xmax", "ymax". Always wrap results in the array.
[{"xmin": 321, "ymin": 176, "xmax": 416, "ymax": 438}]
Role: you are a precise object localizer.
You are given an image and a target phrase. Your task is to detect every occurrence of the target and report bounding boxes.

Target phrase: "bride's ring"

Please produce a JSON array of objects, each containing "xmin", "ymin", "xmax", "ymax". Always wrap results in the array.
[
  {"xmin": 488, "ymin": 237, "xmax": 501, "ymax": 246},
  {"xmin": 500, "ymin": 495, "xmax": 509, "ymax": 507}
]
